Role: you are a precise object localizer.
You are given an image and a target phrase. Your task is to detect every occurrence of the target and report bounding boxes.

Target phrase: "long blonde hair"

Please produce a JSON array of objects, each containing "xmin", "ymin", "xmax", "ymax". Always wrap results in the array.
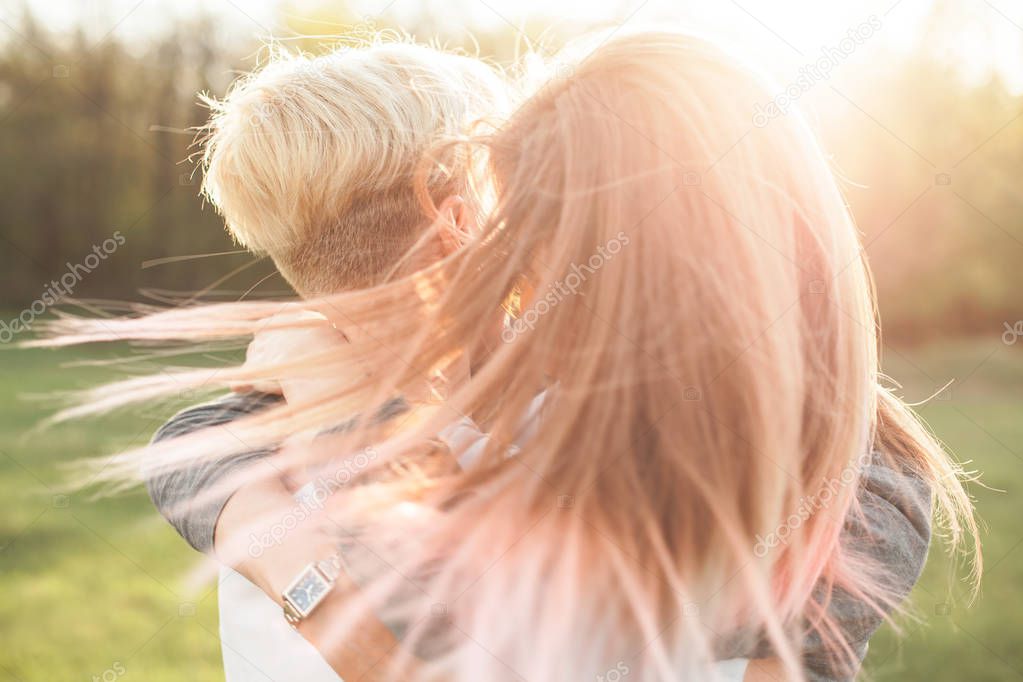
[{"xmin": 38, "ymin": 31, "xmax": 977, "ymax": 680}]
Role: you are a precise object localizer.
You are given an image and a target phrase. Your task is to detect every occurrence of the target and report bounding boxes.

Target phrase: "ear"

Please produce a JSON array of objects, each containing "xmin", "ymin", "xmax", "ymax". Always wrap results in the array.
[{"xmin": 434, "ymin": 195, "xmax": 474, "ymax": 257}]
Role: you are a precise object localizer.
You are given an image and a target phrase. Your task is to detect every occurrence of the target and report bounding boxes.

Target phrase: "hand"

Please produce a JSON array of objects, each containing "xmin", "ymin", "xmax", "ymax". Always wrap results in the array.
[
  {"xmin": 232, "ymin": 314, "xmax": 351, "ymax": 401},
  {"xmin": 298, "ymin": 564, "xmax": 418, "ymax": 681}
]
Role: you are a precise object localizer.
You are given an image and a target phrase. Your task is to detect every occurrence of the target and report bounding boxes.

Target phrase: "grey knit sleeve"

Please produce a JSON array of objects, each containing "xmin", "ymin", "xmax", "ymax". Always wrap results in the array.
[
  {"xmin": 804, "ymin": 451, "xmax": 932, "ymax": 680},
  {"xmin": 145, "ymin": 392, "xmax": 283, "ymax": 554},
  {"xmin": 736, "ymin": 450, "xmax": 932, "ymax": 680}
]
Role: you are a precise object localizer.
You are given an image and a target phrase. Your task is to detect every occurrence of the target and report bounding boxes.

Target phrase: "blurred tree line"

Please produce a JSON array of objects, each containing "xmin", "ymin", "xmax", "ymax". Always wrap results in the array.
[
  {"xmin": 0, "ymin": 7, "xmax": 264, "ymax": 307},
  {"xmin": 813, "ymin": 2, "xmax": 1023, "ymax": 343},
  {"xmin": 0, "ymin": 1, "xmax": 1020, "ymax": 342}
]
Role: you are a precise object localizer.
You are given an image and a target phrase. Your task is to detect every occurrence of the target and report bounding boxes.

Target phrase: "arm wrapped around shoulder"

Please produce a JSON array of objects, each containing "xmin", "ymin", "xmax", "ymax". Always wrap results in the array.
[
  {"xmin": 803, "ymin": 450, "xmax": 932, "ymax": 681},
  {"xmin": 144, "ymin": 392, "xmax": 283, "ymax": 553}
]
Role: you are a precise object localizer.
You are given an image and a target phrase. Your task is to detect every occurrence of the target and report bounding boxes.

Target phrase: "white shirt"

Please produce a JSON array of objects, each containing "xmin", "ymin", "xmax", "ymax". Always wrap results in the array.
[{"xmin": 219, "ymin": 566, "xmax": 341, "ymax": 681}]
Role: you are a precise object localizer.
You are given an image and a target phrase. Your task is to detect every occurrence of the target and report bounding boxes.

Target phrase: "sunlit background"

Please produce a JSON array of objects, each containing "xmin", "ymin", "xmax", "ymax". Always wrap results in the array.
[{"xmin": 1, "ymin": 0, "xmax": 1021, "ymax": 680}]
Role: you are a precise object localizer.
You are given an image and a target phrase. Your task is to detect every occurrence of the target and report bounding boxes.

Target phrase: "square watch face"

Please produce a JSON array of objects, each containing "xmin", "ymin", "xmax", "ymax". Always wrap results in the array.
[{"xmin": 285, "ymin": 568, "xmax": 331, "ymax": 616}]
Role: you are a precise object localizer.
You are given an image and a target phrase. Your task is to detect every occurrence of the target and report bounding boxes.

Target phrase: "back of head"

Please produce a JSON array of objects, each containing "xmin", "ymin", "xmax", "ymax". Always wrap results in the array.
[
  {"xmin": 454, "ymin": 30, "xmax": 878, "ymax": 676},
  {"xmin": 199, "ymin": 37, "xmax": 509, "ymax": 295}
]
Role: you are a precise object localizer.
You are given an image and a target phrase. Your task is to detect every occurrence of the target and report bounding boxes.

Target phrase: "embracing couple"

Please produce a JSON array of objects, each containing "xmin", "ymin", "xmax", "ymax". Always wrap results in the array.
[{"xmin": 49, "ymin": 30, "xmax": 976, "ymax": 682}]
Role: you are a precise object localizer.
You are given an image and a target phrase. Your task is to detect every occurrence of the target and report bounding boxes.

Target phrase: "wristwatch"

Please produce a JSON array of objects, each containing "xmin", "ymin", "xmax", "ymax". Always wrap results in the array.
[{"xmin": 281, "ymin": 554, "xmax": 344, "ymax": 628}]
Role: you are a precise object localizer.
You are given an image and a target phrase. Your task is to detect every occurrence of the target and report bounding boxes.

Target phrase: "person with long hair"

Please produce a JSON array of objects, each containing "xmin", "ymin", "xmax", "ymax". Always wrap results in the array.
[{"xmin": 39, "ymin": 30, "xmax": 978, "ymax": 681}]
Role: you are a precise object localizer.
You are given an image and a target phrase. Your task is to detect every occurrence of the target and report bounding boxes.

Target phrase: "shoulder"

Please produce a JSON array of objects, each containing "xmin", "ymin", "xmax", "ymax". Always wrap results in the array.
[
  {"xmin": 152, "ymin": 391, "xmax": 284, "ymax": 443},
  {"xmin": 856, "ymin": 450, "xmax": 932, "ymax": 548},
  {"xmin": 839, "ymin": 449, "xmax": 933, "ymax": 612}
]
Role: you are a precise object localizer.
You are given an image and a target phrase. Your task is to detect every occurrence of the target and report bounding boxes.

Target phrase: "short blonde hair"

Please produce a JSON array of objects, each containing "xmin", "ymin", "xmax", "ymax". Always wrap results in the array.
[{"xmin": 199, "ymin": 38, "xmax": 508, "ymax": 295}]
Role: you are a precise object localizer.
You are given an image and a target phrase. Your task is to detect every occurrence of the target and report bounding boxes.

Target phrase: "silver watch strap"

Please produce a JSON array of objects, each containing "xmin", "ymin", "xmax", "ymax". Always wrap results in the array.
[{"xmin": 316, "ymin": 553, "xmax": 344, "ymax": 582}]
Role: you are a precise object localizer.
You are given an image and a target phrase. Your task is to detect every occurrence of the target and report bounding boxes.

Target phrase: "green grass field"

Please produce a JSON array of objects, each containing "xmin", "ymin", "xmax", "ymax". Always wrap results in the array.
[{"xmin": 0, "ymin": 340, "xmax": 1020, "ymax": 680}]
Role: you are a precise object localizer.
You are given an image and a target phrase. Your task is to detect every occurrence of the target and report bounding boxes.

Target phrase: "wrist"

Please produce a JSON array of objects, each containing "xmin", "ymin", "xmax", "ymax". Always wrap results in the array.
[
  {"xmin": 213, "ymin": 469, "xmax": 335, "ymax": 600},
  {"xmin": 281, "ymin": 553, "xmax": 345, "ymax": 627}
]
